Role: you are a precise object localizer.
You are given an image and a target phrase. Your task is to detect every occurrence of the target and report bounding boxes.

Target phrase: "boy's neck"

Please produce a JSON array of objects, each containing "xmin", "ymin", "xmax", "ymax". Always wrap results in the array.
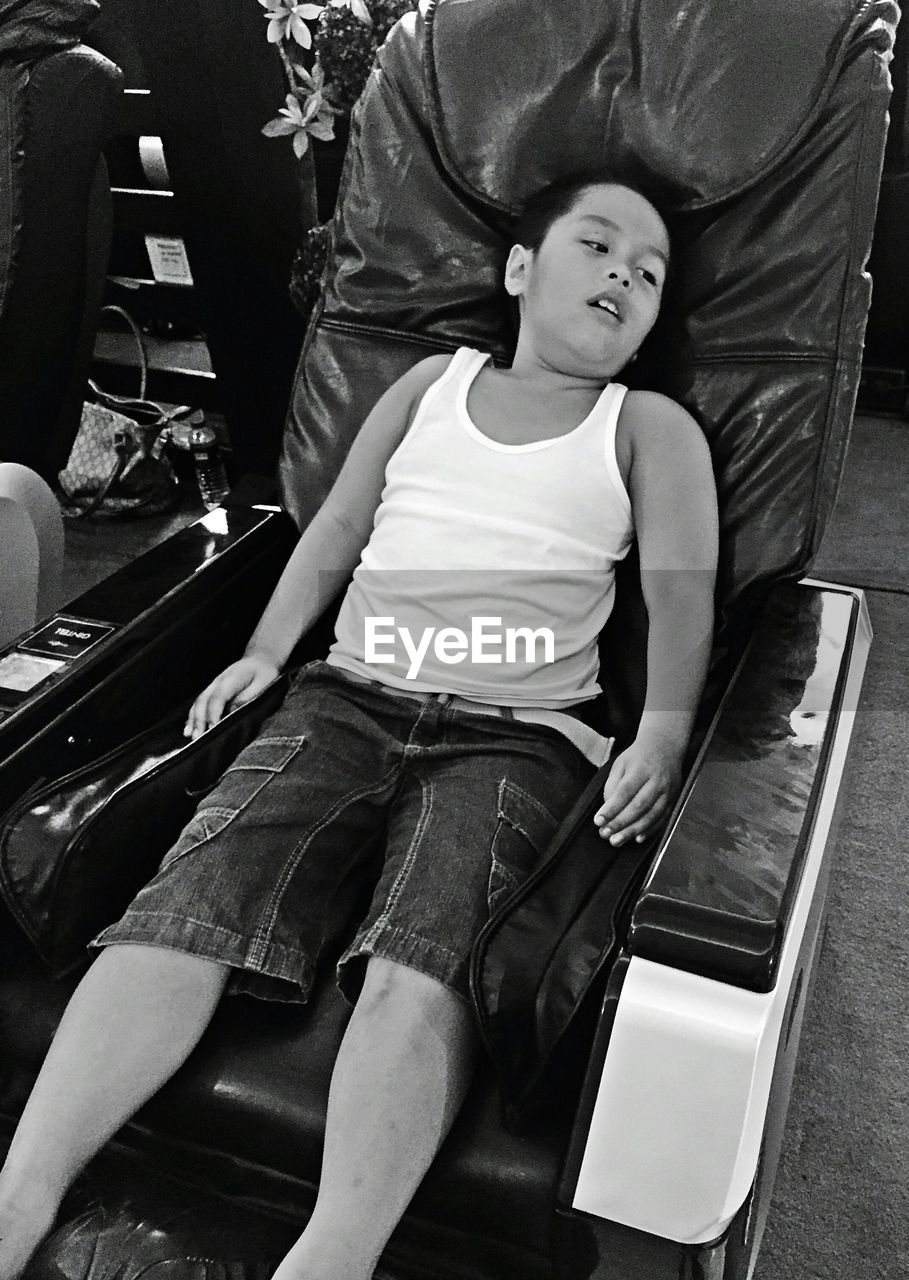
[{"xmin": 508, "ymin": 338, "xmax": 614, "ymax": 394}]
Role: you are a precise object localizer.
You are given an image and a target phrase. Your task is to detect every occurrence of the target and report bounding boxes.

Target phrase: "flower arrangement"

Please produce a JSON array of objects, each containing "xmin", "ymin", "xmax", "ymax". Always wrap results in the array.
[
  {"xmin": 260, "ymin": 0, "xmax": 416, "ymax": 319},
  {"xmin": 259, "ymin": 0, "xmax": 416, "ymax": 156}
]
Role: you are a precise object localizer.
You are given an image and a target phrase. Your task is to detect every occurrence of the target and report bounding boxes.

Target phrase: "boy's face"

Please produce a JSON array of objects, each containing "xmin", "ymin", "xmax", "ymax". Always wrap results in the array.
[{"xmin": 505, "ymin": 183, "xmax": 670, "ymax": 378}]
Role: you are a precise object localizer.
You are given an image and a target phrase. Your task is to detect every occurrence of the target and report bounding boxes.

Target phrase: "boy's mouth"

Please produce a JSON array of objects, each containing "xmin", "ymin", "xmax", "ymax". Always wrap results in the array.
[{"xmin": 587, "ymin": 292, "xmax": 624, "ymax": 323}]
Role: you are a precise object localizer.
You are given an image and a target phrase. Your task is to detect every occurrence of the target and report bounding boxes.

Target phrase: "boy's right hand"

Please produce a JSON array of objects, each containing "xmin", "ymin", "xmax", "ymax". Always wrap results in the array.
[{"xmin": 183, "ymin": 654, "xmax": 281, "ymax": 740}]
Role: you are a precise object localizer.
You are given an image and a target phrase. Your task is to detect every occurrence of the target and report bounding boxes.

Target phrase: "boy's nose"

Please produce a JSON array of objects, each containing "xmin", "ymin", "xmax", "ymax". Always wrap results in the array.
[{"xmin": 607, "ymin": 268, "xmax": 632, "ymax": 289}]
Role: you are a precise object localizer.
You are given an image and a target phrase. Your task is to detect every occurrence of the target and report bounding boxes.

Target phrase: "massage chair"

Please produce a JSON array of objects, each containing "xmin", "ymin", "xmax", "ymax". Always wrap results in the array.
[
  {"xmin": 0, "ymin": 1, "xmax": 896, "ymax": 1277},
  {"xmin": 0, "ymin": 0, "xmax": 122, "ymax": 480}
]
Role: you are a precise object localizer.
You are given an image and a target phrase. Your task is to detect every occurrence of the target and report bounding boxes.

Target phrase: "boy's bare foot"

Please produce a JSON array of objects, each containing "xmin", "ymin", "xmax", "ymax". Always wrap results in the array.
[{"xmin": 0, "ymin": 1184, "xmax": 60, "ymax": 1280}]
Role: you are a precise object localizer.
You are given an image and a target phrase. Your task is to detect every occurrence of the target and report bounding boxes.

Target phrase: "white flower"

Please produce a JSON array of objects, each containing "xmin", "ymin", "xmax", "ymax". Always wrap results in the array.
[
  {"xmin": 329, "ymin": 0, "xmax": 372, "ymax": 26},
  {"xmin": 261, "ymin": 73, "xmax": 338, "ymax": 157},
  {"xmin": 258, "ymin": 0, "xmax": 324, "ymax": 48}
]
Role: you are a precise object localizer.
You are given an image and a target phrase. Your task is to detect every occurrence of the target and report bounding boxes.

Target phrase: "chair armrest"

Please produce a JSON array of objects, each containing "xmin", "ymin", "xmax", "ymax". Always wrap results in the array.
[
  {"xmin": 560, "ymin": 579, "xmax": 872, "ymax": 1245},
  {"xmin": 630, "ymin": 579, "xmax": 867, "ymax": 990},
  {"xmin": 0, "ymin": 507, "xmax": 296, "ymax": 811}
]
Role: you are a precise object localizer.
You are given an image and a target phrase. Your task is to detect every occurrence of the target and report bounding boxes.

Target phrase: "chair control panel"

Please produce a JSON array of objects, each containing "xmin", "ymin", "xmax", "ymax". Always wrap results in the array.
[{"xmin": 0, "ymin": 616, "xmax": 117, "ymax": 714}]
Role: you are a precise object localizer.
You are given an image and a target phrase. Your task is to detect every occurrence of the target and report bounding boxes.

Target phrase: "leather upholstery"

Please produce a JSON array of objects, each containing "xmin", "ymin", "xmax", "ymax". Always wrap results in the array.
[
  {"xmin": 0, "ymin": 937, "xmax": 568, "ymax": 1276},
  {"xmin": 0, "ymin": 3, "xmax": 896, "ymax": 1278},
  {"xmin": 279, "ymin": 0, "xmax": 895, "ymax": 736},
  {"xmin": 0, "ymin": 0, "xmax": 122, "ymax": 478},
  {"xmin": 428, "ymin": 0, "xmax": 888, "ymax": 210},
  {"xmin": 0, "ymin": 677, "xmax": 289, "ymax": 978}
]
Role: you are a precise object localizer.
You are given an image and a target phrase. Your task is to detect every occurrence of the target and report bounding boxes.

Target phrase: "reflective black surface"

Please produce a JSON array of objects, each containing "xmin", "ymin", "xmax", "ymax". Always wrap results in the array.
[
  {"xmin": 0, "ymin": 509, "xmax": 295, "ymax": 810},
  {"xmin": 630, "ymin": 582, "xmax": 859, "ymax": 990}
]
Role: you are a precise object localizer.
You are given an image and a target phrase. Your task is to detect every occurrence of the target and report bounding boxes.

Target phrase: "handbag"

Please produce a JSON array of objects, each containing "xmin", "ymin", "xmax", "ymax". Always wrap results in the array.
[
  {"xmin": 58, "ymin": 305, "xmax": 199, "ymax": 519},
  {"xmin": 0, "ymin": 674, "xmax": 290, "ymax": 979}
]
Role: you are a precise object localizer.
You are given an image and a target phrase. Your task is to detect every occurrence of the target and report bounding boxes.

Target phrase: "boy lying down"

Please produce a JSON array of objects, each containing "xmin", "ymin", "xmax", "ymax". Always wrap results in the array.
[{"xmin": 0, "ymin": 172, "xmax": 717, "ymax": 1280}]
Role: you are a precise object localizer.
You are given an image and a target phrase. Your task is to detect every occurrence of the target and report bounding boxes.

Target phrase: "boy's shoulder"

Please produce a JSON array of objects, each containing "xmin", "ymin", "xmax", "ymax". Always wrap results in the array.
[
  {"xmin": 386, "ymin": 352, "xmax": 456, "ymax": 417},
  {"xmin": 404, "ymin": 351, "xmax": 458, "ymax": 389},
  {"xmin": 615, "ymin": 389, "xmax": 710, "ymax": 486},
  {"xmin": 620, "ymin": 388, "xmax": 702, "ymax": 435}
]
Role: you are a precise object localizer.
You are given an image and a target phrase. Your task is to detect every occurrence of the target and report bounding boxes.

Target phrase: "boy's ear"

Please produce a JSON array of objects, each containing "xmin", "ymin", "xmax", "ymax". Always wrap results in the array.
[{"xmin": 504, "ymin": 243, "xmax": 531, "ymax": 297}]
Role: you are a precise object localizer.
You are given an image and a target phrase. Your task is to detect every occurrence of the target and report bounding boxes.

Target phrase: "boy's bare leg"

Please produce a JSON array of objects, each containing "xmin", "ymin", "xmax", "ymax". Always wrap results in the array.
[
  {"xmin": 272, "ymin": 956, "xmax": 479, "ymax": 1280},
  {"xmin": 0, "ymin": 943, "xmax": 229, "ymax": 1280}
]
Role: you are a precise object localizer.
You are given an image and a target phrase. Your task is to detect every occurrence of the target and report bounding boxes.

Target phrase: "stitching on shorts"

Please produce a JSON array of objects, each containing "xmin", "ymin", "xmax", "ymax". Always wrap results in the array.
[
  {"xmin": 94, "ymin": 909, "xmax": 315, "ymax": 983},
  {"xmin": 161, "ymin": 737, "xmax": 309, "ymax": 867},
  {"xmin": 338, "ymin": 922, "xmax": 471, "ymax": 1006},
  {"xmin": 486, "ymin": 777, "xmax": 560, "ymax": 910},
  {"xmin": 223, "ymin": 735, "xmax": 307, "ymax": 774},
  {"xmin": 403, "ymin": 697, "xmax": 448, "ymax": 750},
  {"xmin": 496, "ymin": 775, "xmax": 561, "ymax": 839},
  {"xmin": 95, "ymin": 908, "xmax": 251, "ymax": 940},
  {"xmin": 350, "ymin": 920, "xmax": 462, "ymax": 963},
  {"xmin": 338, "ymin": 922, "xmax": 466, "ymax": 1000},
  {"xmin": 248, "ymin": 763, "xmax": 402, "ymax": 966},
  {"xmin": 371, "ymin": 773, "xmax": 434, "ymax": 932}
]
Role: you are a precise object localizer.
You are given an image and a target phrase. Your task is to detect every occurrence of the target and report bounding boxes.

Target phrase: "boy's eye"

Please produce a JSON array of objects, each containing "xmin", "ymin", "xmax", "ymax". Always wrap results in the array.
[
  {"xmin": 582, "ymin": 239, "xmax": 609, "ymax": 254},
  {"xmin": 639, "ymin": 267, "xmax": 659, "ymax": 286}
]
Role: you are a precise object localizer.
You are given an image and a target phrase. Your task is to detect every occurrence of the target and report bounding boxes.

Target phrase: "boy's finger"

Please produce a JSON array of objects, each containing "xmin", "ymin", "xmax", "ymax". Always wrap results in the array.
[
  {"xmin": 596, "ymin": 782, "xmax": 660, "ymax": 839},
  {"xmin": 616, "ymin": 810, "xmax": 664, "ymax": 845},
  {"xmin": 206, "ymin": 691, "xmax": 227, "ymax": 729},
  {"xmin": 603, "ymin": 793, "xmax": 669, "ymax": 845},
  {"xmin": 184, "ymin": 698, "xmax": 204, "ymax": 739},
  {"xmin": 597, "ymin": 769, "xmax": 643, "ymax": 820},
  {"xmin": 189, "ymin": 692, "xmax": 218, "ymax": 740},
  {"xmin": 596, "ymin": 775, "xmax": 655, "ymax": 826}
]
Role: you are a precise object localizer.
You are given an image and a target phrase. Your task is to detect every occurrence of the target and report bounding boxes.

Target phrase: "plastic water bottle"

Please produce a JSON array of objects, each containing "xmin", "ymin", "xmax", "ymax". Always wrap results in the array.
[{"xmin": 189, "ymin": 425, "xmax": 230, "ymax": 510}]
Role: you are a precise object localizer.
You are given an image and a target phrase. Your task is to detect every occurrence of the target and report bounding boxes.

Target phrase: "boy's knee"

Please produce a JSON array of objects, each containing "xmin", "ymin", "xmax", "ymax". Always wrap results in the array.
[{"xmin": 356, "ymin": 958, "xmax": 479, "ymax": 1068}]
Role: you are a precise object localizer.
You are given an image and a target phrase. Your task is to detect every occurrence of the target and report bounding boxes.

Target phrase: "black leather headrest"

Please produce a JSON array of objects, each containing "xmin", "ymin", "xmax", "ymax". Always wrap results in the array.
[
  {"xmin": 427, "ymin": 0, "xmax": 895, "ymax": 210},
  {"xmin": 0, "ymin": 0, "xmax": 99, "ymax": 60}
]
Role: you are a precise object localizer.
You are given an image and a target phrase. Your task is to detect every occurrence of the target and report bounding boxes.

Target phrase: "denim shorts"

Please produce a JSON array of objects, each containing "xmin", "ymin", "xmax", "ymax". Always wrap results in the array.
[{"xmin": 91, "ymin": 660, "xmax": 596, "ymax": 1006}]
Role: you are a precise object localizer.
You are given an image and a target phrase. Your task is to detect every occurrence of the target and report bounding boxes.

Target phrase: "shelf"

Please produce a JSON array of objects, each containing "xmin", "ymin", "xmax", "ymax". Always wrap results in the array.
[{"xmin": 92, "ymin": 330, "xmax": 219, "ymax": 411}]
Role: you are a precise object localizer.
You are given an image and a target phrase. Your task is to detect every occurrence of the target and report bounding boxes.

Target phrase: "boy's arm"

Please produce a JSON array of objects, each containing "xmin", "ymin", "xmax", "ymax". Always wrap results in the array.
[
  {"xmin": 184, "ymin": 354, "xmax": 453, "ymax": 737},
  {"xmin": 594, "ymin": 391, "xmax": 718, "ymax": 845},
  {"xmin": 243, "ymin": 352, "xmax": 453, "ymax": 669}
]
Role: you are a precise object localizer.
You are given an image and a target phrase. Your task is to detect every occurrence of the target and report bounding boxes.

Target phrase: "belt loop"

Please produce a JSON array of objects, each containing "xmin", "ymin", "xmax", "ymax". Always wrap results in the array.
[{"xmin": 501, "ymin": 706, "xmax": 515, "ymax": 720}]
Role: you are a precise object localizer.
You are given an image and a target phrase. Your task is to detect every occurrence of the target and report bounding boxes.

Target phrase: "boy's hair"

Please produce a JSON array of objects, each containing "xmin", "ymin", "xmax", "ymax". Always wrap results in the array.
[{"xmin": 514, "ymin": 168, "xmax": 672, "ymax": 268}]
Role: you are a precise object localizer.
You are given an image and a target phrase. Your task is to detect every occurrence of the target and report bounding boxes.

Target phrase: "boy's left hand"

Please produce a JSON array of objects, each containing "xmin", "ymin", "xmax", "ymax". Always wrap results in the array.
[{"xmin": 593, "ymin": 734, "xmax": 683, "ymax": 846}]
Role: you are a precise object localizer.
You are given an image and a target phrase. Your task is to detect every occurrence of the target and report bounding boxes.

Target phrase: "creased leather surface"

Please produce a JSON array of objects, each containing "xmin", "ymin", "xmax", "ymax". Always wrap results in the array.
[
  {"xmin": 470, "ymin": 778, "xmax": 651, "ymax": 1123},
  {"xmin": 0, "ymin": 5, "xmax": 897, "ymax": 1275},
  {"xmin": 427, "ymin": 0, "xmax": 895, "ymax": 210},
  {"xmin": 277, "ymin": 0, "xmax": 896, "ymax": 1099},
  {"xmin": 280, "ymin": 0, "xmax": 895, "ymax": 634},
  {"xmin": 0, "ymin": 1, "xmax": 99, "ymax": 58},
  {"xmin": 0, "ymin": 676, "xmax": 290, "ymax": 978},
  {"xmin": 0, "ymin": 1, "xmax": 100, "ymax": 325},
  {"xmin": 0, "ymin": 932, "xmax": 563, "ymax": 1269},
  {"xmin": 0, "ymin": 45, "xmax": 122, "ymax": 476}
]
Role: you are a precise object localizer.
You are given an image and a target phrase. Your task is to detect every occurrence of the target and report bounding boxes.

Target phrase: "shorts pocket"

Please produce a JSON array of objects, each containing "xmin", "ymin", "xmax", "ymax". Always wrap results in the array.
[
  {"xmin": 163, "ymin": 734, "xmax": 307, "ymax": 863},
  {"xmin": 487, "ymin": 777, "xmax": 561, "ymax": 916}
]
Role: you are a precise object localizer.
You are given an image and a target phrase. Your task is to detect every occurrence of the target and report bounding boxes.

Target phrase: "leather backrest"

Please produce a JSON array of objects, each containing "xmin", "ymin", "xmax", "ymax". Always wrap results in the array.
[
  {"xmin": 0, "ymin": 0, "xmax": 122, "ymax": 477},
  {"xmin": 278, "ymin": 0, "xmax": 895, "ymax": 731},
  {"xmin": 428, "ymin": 0, "xmax": 889, "ymax": 210}
]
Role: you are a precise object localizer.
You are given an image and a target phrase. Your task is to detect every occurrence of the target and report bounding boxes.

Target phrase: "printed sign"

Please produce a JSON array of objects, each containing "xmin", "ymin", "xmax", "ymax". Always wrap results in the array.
[
  {"xmin": 19, "ymin": 617, "xmax": 116, "ymax": 661},
  {"xmin": 145, "ymin": 235, "xmax": 194, "ymax": 287}
]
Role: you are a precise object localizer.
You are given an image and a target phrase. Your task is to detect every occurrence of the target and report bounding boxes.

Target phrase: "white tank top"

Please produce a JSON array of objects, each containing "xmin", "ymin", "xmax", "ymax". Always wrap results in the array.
[{"xmin": 327, "ymin": 347, "xmax": 634, "ymax": 709}]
